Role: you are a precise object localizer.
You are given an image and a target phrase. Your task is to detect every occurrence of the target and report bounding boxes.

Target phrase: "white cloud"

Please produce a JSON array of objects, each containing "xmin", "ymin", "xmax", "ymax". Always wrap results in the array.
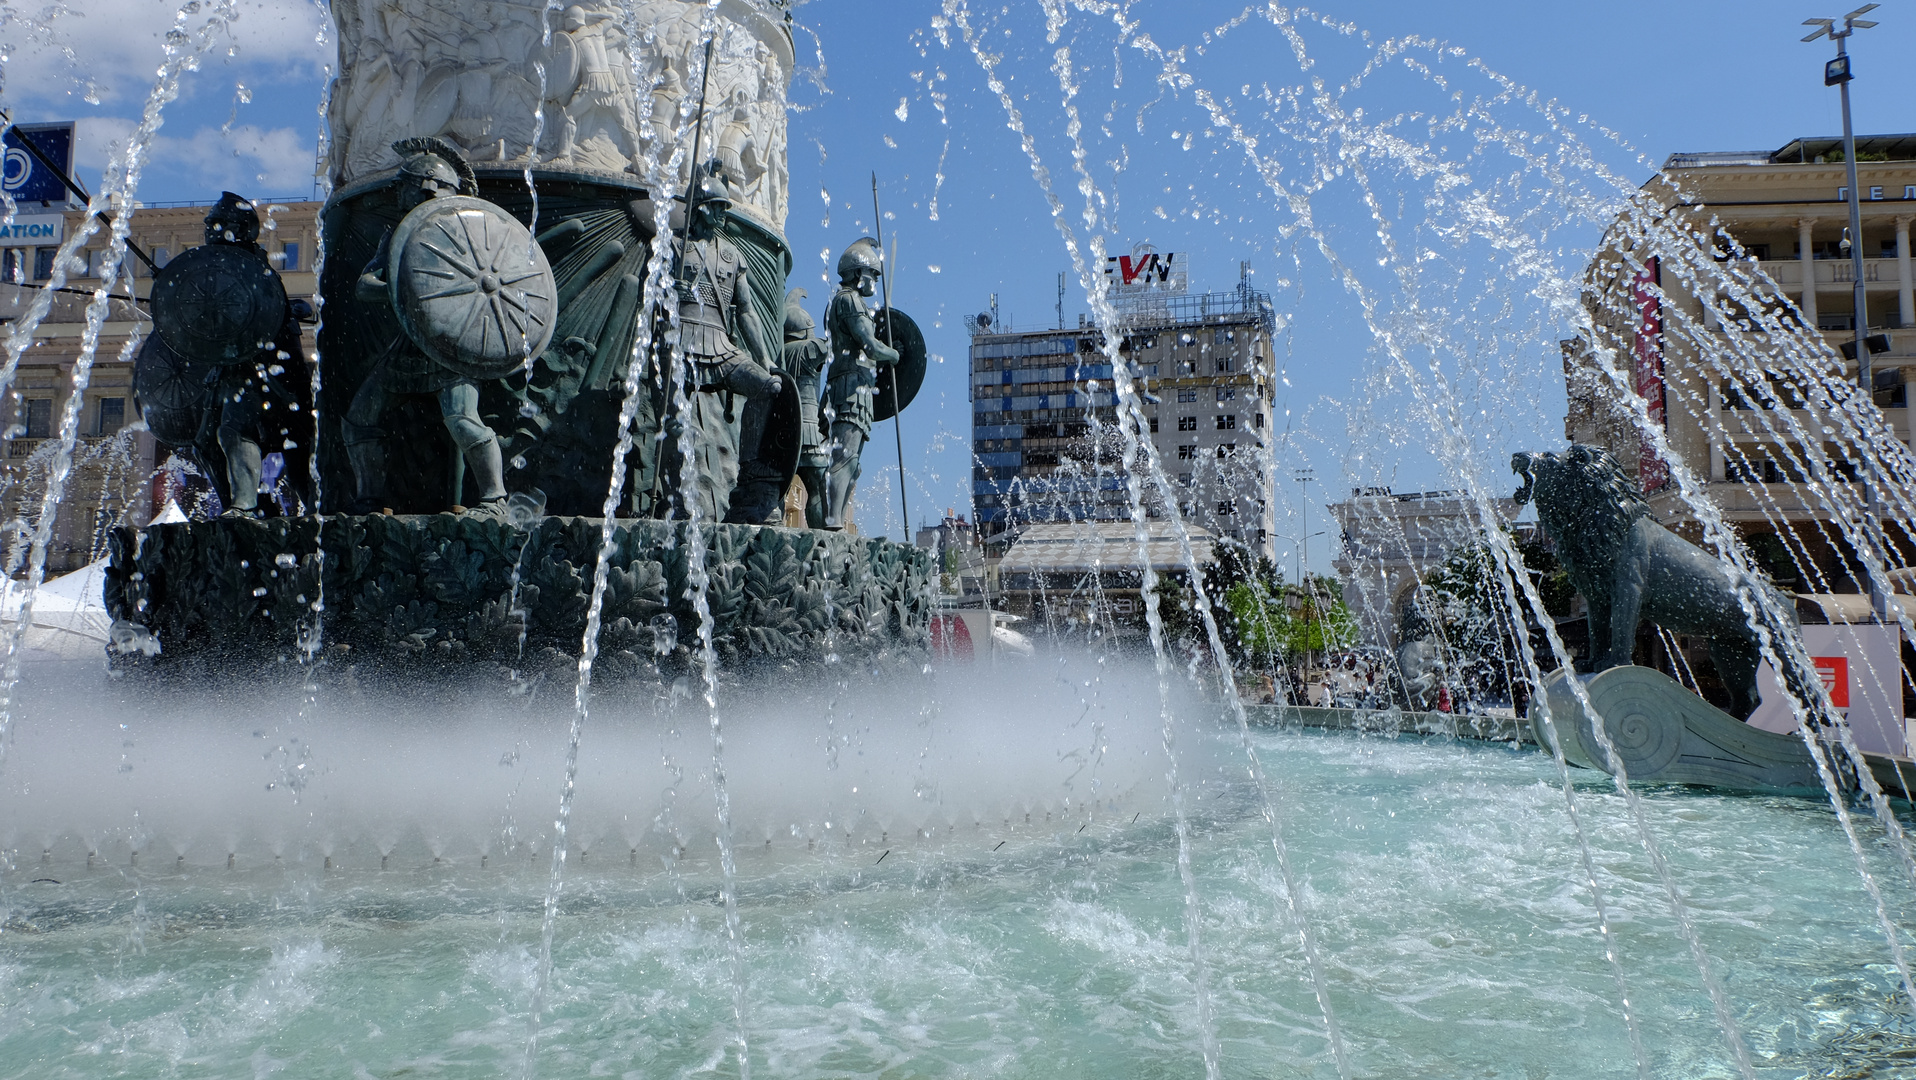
[
  {"xmin": 0, "ymin": 0, "xmax": 326, "ymax": 112},
  {"xmin": 81, "ymin": 116, "xmax": 315, "ymax": 199}
]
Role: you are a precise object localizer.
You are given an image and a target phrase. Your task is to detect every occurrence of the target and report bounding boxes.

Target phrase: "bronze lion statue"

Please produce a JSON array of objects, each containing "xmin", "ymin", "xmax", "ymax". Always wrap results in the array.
[{"xmin": 1512, "ymin": 444, "xmax": 1802, "ymax": 719}]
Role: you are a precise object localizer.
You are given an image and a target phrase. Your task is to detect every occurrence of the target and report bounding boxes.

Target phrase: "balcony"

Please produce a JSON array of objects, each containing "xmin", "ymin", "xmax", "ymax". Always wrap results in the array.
[{"xmin": 1758, "ymin": 258, "xmax": 1910, "ymax": 289}]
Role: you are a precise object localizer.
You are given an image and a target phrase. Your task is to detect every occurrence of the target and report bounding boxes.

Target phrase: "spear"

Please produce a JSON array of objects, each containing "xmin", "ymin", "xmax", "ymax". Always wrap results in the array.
[{"xmin": 870, "ymin": 173, "xmax": 909, "ymax": 537}]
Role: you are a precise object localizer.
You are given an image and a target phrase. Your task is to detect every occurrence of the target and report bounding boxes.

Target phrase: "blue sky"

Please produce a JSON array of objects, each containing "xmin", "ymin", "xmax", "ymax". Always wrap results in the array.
[{"xmin": 7, "ymin": 0, "xmax": 1911, "ymax": 565}]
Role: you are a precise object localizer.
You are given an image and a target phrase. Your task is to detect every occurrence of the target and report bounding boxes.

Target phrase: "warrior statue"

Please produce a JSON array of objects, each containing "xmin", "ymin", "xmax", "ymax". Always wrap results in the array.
[
  {"xmin": 780, "ymin": 288, "xmax": 832, "ymax": 528},
  {"xmin": 142, "ymin": 192, "xmax": 313, "ymax": 517},
  {"xmin": 823, "ymin": 237, "xmax": 898, "ymax": 529},
  {"xmin": 341, "ymin": 137, "xmax": 556, "ymax": 516},
  {"xmin": 657, "ymin": 170, "xmax": 782, "ymax": 521}
]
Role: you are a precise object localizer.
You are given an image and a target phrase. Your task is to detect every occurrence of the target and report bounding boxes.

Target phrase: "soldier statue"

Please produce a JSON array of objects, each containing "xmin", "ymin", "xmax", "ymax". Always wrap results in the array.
[
  {"xmin": 656, "ymin": 170, "xmax": 782, "ymax": 521},
  {"xmin": 200, "ymin": 194, "xmax": 314, "ymax": 517},
  {"xmin": 822, "ymin": 237, "xmax": 899, "ymax": 530},
  {"xmin": 780, "ymin": 288, "xmax": 832, "ymax": 528},
  {"xmin": 342, "ymin": 137, "xmax": 555, "ymax": 517},
  {"xmin": 140, "ymin": 191, "xmax": 313, "ymax": 518}
]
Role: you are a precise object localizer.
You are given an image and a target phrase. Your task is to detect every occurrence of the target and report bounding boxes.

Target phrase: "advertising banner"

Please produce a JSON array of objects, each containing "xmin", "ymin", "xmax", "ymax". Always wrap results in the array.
[
  {"xmin": 2, "ymin": 122, "xmax": 76, "ymax": 205},
  {"xmin": 1749, "ymin": 624, "xmax": 1905, "ymax": 754},
  {"xmin": 1632, "ymin": 257, "xmax": 1668, "ymax": 492}
]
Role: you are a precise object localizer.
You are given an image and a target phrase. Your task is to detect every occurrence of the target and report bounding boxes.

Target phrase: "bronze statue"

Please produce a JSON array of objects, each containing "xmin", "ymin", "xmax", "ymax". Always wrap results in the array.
[
  {"xmin": 142, "ymin": 191, "xmax": 313, "ymax": 517},
  {"xmin": 1512, "ymin": 445, "xmax": 1809, "ymax": 719},
  {"xmin": 656, "ymin": 170, "xmax": 782, "ymax": 521},
  {"xmin": 780, "ymin": 288, "xmax": 832, "ymax": 528},
  {"xmin": 341, "ymin": 137, "xmax": 556, "ymax": 517},
  {"xmin": 822, "ymin": 237, "xmax": 898, "ymax": 529}
]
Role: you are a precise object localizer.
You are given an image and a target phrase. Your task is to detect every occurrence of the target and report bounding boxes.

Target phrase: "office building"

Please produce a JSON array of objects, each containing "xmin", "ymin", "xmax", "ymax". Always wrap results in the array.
[{"xmin": 968, "ymin": 262, "xmax": 1279, "ymax": 557}]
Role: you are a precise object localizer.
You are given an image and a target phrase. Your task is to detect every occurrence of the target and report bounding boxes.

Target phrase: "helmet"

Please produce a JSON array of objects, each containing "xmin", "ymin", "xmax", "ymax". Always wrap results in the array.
[
  {"xmin": 391, "ymin": 136, "xmax": 477, "ymax": 196},
  {"xmin": 691, "ymin": 166, "xmax": 733, "ymax": 212},
  {"xmin": 836, "ymin": 237, "xmax": 882, "ymax": 283},
  {"xmin": 782, "ymin": 287, "xmax": 814, "ymax": 338},
  {"xmin": 203, "ymin": 191, "xmax": 260, "ymax": 247}
]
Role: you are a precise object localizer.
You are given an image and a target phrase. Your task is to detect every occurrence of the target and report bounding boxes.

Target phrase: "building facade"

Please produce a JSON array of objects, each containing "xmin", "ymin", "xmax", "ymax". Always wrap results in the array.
[
  {"xmin": 1567, "ymin": 134, "xmax": 1916, "ymax": 594},
  {"xmin": 1330, "ymin": 488, "xmax": 1516, "ymax": 648},
  {"xmin": 0, "ymin": 198, "xmax": 320, "ymax": 573},
  {"xmin": 968, "ymin": 273, "xmax": 1279, "ymax": 557}
]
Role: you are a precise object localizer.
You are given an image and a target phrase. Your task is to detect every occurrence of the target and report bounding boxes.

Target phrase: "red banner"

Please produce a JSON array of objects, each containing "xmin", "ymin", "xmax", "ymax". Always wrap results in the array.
[{"xmin": 1632, "ymin": 257, "xmax": 1667, "ymax": 492}]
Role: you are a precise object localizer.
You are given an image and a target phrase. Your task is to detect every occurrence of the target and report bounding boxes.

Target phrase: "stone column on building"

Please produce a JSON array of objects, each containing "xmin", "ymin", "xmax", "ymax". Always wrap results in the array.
[
  {"xmin": 1896, "ymin": 215, "xmax": 1914, "ymax": 330},
  {"xmin": 1798, "ymin": 218, "xmax": 1819, "ymax": 328}
]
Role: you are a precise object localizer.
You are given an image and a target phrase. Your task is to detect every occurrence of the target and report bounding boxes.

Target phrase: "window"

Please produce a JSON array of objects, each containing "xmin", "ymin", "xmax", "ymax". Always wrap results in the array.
[
  {"xmin": 95, "ymin": 397, "xmax": 125, "ymax": 435},
  {"xmin": 0, "ymin": 249, "xmax": 22, "ymax": 284},
  {"xmin": 1176, "ymin": 388, "xmax": 1198, "ymax": 403},
  {"xmin": 1147, "ymin": 415, "xmax": 1158, "ymax": 433},
  {"xmin": 280, "ymin": 242, "xmax": 301, "ymax": 271},
  {"xmin": 1216, "ymin": 356, "xmax": 1235, "ymax": 373},
  {"xmin": 1216, "ymin": 385, "xmax": 1237, "ymax": 401},
  {"xmin": 1215, "ymin": 443, "xmax": 1237, "ymax": 459},
  {"xmin": 86, "ymin": 249, "xmax": 107, "ymax": 279},
  {"xmin": 1177, "ymin": 444, "xmax": 1198, "ymax": 460},
  {"xmin": 33, "ymin": 247, "xmax": 55, "ymax": 281},
  {"xmin": 1215, "ymin": 414, "xmax": 1237, "ymax": 430},
  {"xmin": 1218, "ymin": 330, "xmax": 1236, "ymax": 344},
  {"xmin": 1177, "ymin": 415, "xmax": 1198, "ymax": 431},
  {"xmin": 151, "ymin": 246, "xmax": 171, "ymax": 270},
  {"xmin": 1178, "ymin": 332, "xmax": 1196, "ymax": 346},
  {"xmin": 1215, "ymin": 501, "xmax": 1236, "ymax": 516},
  {"xmin": 1253, "ymin": 412, "xmax": 1264, "ymax": 429},
  {"xmin": 23, "ymin": 398, "xmax": 52, "ymax": 438}
]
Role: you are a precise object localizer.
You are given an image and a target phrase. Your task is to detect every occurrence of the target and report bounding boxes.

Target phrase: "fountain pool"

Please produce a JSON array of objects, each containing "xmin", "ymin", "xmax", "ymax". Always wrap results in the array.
[{"xmin": 2, "ymin": 660, "xmax": 1912, "ymax": 1078}]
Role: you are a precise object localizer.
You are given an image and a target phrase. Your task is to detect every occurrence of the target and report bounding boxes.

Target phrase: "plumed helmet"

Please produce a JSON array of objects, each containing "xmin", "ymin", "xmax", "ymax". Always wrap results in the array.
[
  {"xmin": 836, "ymin": 237, "xmax": 882, "ymax": 282},
  {"xmin": 391, "ymin": 136, "xmax": 477, "ymax": 196},
  {"xmin": 203, "ymin": 191, "xmax": 260, "ymax": 246},
  {"xmin": 783, "ymin": 287, "xmax": 814, "ymax": 338}
]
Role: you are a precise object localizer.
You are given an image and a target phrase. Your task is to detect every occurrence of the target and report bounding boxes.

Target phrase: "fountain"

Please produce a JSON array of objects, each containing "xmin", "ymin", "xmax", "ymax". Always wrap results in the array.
[{"xmin": 4, "ymin": 3, "xmax": 1916, "ymax": 1078}]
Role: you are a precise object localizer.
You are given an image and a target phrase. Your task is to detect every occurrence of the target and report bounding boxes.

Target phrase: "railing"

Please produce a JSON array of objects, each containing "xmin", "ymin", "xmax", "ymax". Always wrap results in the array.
[{"xmin": 1758, "ymin": 257, "xmax": 1907, "ymax": 287}]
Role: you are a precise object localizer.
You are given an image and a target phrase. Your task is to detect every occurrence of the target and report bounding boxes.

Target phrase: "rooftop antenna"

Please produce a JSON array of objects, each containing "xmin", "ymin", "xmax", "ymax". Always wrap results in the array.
[
  {"xmin": 871, "ymin": 173, "xmax": 909, "ymax": 535},
  {"xmin": 1803, "ymin": 3, "xmax": 1885, "ymax": 616}
]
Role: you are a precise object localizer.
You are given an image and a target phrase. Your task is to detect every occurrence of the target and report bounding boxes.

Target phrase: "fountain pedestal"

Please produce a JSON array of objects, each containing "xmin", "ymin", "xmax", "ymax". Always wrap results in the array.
[
  {"xmin": 104, "ymin": 516, "xmax": 932, "ymax": 682},
  {"xmin": 1529, "ymin": 667, "xmax": 1825, "ymax": 793}
]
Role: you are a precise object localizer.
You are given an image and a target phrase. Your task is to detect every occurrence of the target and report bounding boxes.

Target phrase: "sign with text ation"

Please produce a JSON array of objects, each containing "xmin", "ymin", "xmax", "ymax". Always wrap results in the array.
[
  {"xmin": 2, "ymin": 123, "xmax": 75, "ymax": 205},
  {"xmin": 0, "ymin": 214, "xmax": 63, "ymax": 247}
]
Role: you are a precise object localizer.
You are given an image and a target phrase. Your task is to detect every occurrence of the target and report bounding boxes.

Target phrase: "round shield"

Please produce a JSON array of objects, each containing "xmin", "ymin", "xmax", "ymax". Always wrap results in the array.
[
  {"xmin": 757, "ymin": 374, "xmax": 802, "ymax": 492},
  {"xmin": 151, "ymin": 245, "xmax": 286, "ymax": 366},
  {"xmin": 871, "ymin": 306, "xmax": 926, "ymax": 422},
  {"xmin": 390, "ymin": 195, "xmax": 559, "ymax": 380},
  {"xmin": 133, "ymin": 332, "xmax": 214, "ymax": 445}
]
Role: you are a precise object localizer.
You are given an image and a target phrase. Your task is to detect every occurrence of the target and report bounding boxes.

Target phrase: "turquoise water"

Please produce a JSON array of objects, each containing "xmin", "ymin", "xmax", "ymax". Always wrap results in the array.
[{"xmin": 3, "ymin": 666, "xmax": 1915, "ymax": 1078}]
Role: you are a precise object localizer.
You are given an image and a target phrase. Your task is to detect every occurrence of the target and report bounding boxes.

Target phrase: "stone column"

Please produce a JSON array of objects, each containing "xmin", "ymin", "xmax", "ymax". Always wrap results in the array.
[
  {"xmin": 1798, "ymin": 218, "xmax": 1819, "ymax": 328},
  {"xmin": 1897, "ymin": 215, "xmax": 1914, "ymax": 330}
]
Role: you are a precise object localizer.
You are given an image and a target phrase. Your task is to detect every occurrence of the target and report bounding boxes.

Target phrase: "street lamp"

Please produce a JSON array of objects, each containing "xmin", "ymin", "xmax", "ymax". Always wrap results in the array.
[
  {"xmin": 1293, "ymin": 467, "xmax": 1315, "ymax": 584},
  {"xmin": 1803, "ymin": 4, "xmax": 1884, "ymax": 616}
]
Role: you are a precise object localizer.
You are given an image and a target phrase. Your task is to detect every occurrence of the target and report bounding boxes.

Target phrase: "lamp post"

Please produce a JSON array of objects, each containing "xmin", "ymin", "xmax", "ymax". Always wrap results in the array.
[
  {"xmin": 1803, "ymin": 4, "xmax": 1885, "ymax": 617},
  {"xmin": 1293, "ymin": 467, "xmax": 1315, "ymax": 585}
]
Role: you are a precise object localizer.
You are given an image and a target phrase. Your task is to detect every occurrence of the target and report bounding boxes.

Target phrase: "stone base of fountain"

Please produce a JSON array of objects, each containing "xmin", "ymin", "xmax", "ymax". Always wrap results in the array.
[
  {"xmin": 103, "ymin": 515, "xmax": 933, "ymax": 683},
  {"xmin": 1528, "ymin": 667, "xmax": 1828, "ymax": 793}
]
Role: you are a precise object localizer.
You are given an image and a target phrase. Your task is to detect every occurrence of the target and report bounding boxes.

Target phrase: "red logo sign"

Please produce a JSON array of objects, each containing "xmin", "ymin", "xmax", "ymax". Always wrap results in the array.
[{"xmin": 1814, "ymin": 655, "xmax": 1849, "ymax": 707}]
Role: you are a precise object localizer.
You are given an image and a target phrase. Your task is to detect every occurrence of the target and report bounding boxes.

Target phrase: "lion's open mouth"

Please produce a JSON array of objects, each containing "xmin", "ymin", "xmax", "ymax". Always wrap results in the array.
[{"xmin": 1510, "ymin": 453, "xmax": 1535, "ymax": 506}]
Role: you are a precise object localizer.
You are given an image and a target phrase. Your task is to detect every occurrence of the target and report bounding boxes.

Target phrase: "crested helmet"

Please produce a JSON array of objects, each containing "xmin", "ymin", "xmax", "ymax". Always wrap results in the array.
[{"xmin": 836, "ymin": 237, "xmax": 882, "ymax": 283}]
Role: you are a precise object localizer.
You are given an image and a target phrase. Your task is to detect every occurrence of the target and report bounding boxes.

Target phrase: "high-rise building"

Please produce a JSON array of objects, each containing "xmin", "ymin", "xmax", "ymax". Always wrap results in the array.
[{"xmin": 967, "ymin": 264, "xmax": 1279, "ymax": 557}]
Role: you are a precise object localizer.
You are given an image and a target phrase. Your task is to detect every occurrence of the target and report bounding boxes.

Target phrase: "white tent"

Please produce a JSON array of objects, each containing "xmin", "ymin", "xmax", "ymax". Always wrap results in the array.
[{"xmin": 0, "ymin": 500, "xmax": 187, "ymax": 662}]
